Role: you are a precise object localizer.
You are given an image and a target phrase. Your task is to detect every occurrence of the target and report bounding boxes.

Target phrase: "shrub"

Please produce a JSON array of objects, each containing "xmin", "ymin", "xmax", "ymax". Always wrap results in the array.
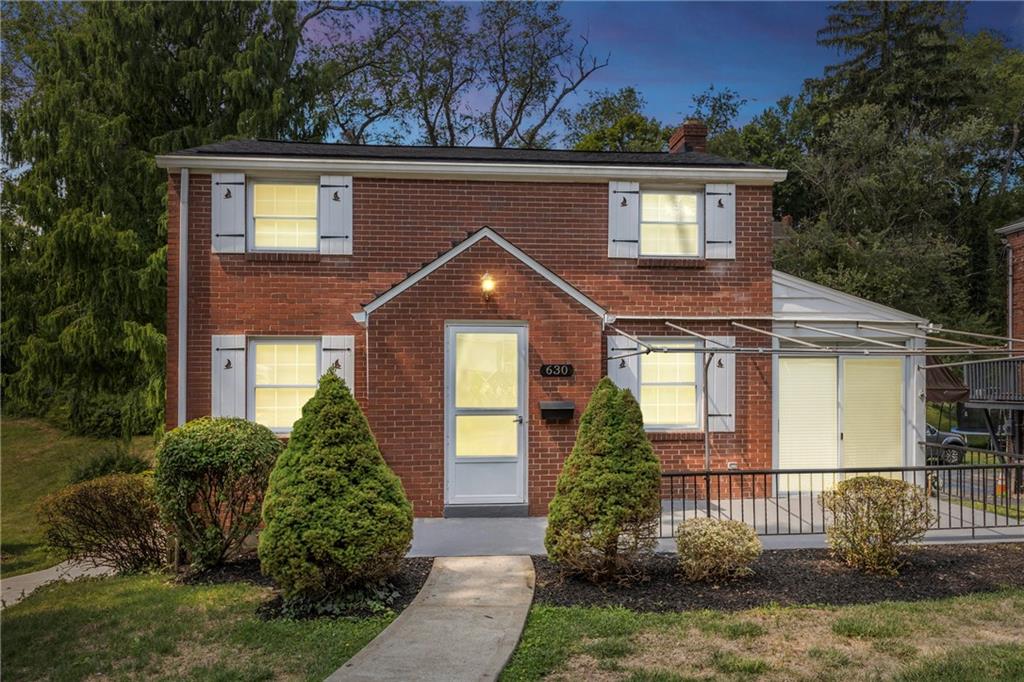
[
  {"xmin": 820, "ymin": 475, "xmax": 933, "ymax": 575},
  {"xmin": 38, "ymin": 473, "xmax": 166, "ymax": 572},
  {"xmin": 544, "ymin": 377, "xmax": 662, "ymax": 582},
  {"xmin": 69, "ymin": 444, "xmax": 150, "ymax": 484},
  {"xmin": 154, "ymin": 417, "xmax": 282, "ymax": 570},
  {"xmin": 675, "ymin": 517, "xmax": 762, "ymax": 582},
  {"xmin": 259, "ymin": 372, "xmax": 413, "ymax": 597}
]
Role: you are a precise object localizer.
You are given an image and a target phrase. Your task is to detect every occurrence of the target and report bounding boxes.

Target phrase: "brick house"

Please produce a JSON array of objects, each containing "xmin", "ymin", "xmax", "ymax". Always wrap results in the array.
[{"xmin": 157, "ymin": 123, "xmax": 926, "ymax": 517}]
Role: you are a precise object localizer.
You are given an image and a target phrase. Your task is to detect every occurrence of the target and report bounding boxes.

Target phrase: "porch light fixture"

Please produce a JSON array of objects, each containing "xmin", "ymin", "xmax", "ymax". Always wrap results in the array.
[{"xmin": 481, "ymin": 273, "xmax": 496, "ymax": 301}]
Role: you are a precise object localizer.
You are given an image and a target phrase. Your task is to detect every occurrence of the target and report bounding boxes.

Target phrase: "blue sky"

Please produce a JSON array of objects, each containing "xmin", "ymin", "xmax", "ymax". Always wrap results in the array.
[{"xmin": 558, "ymin": 1, "xmax": 1024, "ymax": 127}]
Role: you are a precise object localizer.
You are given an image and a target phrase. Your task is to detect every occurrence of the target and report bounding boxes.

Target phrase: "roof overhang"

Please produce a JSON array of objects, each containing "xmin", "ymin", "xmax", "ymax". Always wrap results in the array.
[
  {"xmin": 995, "ymin": 217, "xmax": 1024, "ymax": 237},
  {"xmin": 154, "ymin": 154, "xmax": 788, "ymax": 185},
  {"xmin": 354, "ymin": 227, "xmax": 612, "ymax": 325}
]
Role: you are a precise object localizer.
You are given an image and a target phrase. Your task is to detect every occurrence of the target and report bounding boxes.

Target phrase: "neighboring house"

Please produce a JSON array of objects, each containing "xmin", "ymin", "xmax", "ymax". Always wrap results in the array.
[{"xmin": 156, "ymin": 122, "xmax": 926, "ymax": 517}]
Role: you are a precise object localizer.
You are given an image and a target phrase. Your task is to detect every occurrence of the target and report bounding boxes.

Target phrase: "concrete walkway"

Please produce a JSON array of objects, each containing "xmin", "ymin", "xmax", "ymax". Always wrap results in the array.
[
  {"xmin": 406, "ymin": 516, "xmax": 1024, "ymax": 556},
  {"xmin": 1, "ymin": 560, "xmax": 112, "ymax": 608},
  {"xmin": 327, "ymin": 555, "xmax": 534, "ymax": 682}
]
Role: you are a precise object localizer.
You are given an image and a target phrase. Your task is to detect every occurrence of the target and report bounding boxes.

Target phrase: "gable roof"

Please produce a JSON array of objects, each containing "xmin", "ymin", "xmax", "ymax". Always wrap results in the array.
[
  {"xmin": 772, "ymin": 270, "xmax": 927, "ymax": 324},
  {"xmin": 353, "ymin": 227, "xmax": 609, "ymax": 324}
]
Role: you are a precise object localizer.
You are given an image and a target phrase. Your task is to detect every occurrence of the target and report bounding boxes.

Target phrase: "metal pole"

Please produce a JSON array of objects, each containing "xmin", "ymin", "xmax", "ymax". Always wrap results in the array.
[
  {"xmin": 704, "ymin": 352, "xmax": 713, "ymax": 470},
  {"xmin": 856, "ymin": 322, "xmax": 992, "ymax": 348},
  {"xmin": 731, "ymin": 321, "xmax": 825, "ymax": 348}
]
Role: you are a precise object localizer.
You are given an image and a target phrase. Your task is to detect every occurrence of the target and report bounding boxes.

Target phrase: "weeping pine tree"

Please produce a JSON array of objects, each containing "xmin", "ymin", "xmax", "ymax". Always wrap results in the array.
[{"xmin": 0, "ymin": 2, "xmax": 311, "ymax": 435}]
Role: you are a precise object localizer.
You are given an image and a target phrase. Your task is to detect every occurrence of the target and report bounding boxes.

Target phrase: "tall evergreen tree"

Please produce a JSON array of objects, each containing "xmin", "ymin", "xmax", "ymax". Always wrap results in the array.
[{"xmin": 1, "ymin": 2, "xmax": 312, "ymax": 434}]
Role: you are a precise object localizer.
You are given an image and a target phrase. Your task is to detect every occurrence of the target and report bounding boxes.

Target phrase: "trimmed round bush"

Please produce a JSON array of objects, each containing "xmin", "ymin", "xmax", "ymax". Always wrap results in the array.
[
  {"xmin": 38, "ymin": 473, "xmax": 166, "ymax": 572},
  {"xmin": 154, "ymin": 417, "xmax": 282, "ymax": 570},
  {"xmin": 259, "ymin": 372, "xmax": 413, "ymax": 597},
  {"xmin": 675, "ymin": 517, "xmax": 762, "ymax": 582},
  {"xmin": 820, "ymin": 475, "xmax": 933, "ymax": 575},
  {"xmin": 544, "ymin": 377, "xmax": 662, "ymax": 582}
]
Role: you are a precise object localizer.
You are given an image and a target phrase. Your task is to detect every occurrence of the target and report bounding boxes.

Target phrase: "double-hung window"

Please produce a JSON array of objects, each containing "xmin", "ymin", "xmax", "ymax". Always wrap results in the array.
[
  {"xmin": 249, "ymin": 339, "xmax": 320, "ymax": 433},
  {"xmin": 638, "ymin": 338, "xmax": 701, "ymax": 429},
  {"xmin": 639, "ymin": 190, "xmax": 702, "ymax": 257},
  {"xmin": 249, "ymin": 181, "xmax": 318, "ymax": 251}
]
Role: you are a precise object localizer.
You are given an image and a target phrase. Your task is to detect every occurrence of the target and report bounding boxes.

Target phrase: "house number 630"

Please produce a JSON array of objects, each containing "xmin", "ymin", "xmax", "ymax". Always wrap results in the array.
[{"xmin": 540, "ymin": 364, "xmax": 574, "ymax": 377}]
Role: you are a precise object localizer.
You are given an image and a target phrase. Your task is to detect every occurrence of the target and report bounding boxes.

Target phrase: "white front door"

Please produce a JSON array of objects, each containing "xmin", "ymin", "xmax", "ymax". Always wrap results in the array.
[{"xmin": 445, "ymin": 324, "xmax": 528, "ymax": 506}]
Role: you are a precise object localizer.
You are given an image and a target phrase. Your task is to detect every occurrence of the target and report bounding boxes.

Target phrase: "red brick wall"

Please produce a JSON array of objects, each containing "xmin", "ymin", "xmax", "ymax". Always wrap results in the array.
[
  {"xmin": 166, "ymin": 173, "xmax": 775, "ymax": 516},
  {"xmin": 368, "ymin": 238, "xmax": 603, "ymax": 516}
]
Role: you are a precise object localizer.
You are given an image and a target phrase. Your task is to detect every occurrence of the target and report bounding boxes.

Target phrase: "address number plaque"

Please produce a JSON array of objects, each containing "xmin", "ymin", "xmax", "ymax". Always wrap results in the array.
[{"xmin": 539, "ymin": 364, "xmax": 574, "ymax": 377}]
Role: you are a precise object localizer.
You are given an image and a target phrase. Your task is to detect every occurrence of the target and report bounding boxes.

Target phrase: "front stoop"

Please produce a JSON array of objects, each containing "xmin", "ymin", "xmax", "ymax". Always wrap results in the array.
[{"xmin": 326, "ymin": 555, "xmax": 535, "ymax": 682}]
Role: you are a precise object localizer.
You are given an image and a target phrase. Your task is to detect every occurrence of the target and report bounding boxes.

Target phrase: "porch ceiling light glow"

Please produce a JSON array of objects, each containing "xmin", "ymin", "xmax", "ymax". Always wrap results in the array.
[{"xmin": 481, "ymin": 273, "xmax": 496, "ymax": 301}]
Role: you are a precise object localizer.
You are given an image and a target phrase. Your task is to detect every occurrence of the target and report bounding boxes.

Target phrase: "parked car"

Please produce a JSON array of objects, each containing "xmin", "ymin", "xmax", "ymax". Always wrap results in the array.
[{"xmin": 925, "ymin": 424, "xmax": 966, "ymax": 465}]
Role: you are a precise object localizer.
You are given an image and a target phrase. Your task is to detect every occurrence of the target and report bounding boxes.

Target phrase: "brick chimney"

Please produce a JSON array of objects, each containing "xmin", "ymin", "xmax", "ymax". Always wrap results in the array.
[{"xmin": 669, "ymin": 119, "xmax": 708, "ymax": 154}]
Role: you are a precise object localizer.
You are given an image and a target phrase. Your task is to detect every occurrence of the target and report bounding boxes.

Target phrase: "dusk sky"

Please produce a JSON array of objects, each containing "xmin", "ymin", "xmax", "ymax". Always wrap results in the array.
[{"xmin": 556, "ymin": 1, "xmax": 1024, "ymax": 128}]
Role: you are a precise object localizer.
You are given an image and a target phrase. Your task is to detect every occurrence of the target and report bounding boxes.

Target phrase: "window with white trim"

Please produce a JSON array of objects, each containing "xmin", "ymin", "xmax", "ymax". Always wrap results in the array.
[
  {"xmin": 249, "ymin": 339, "xmax": 320, "ymax": 432},
  {"xmin": 249, "ymin": 181, "xmax": 318, "ymax": 251},
  {"xmin": 639, "ymin": 190, "xmax": 702, "ymax": 257},
  {"xmin": 638, "ymin": 338, "xmax": 701, "ymax": 429}
]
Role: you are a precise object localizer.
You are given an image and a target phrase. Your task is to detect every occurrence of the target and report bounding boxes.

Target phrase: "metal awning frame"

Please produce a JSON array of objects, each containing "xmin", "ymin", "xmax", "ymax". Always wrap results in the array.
[{"xmin": 605, "ymin": 320, "xmax": 1020, "ymax": 363}]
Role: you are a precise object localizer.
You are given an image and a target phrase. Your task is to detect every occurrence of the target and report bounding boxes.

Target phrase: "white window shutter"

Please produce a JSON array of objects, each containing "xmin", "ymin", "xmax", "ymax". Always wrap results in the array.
[
  {"xmin": 211, "ymin": 173, "xmax": 245, "ymax": 253},
  {"xmin": 707, "ymin": 336, "xmax": 735, "ymax": 432},
  {"xmin": 211, "ymin": 335, "xmax": 246, "ymax": 418},
  {"xmin": 319, "ymin": 175, "xmax": 353, "ymax": 255},
  {"xmin": 608, "ymin": 181, "xmax": 640, "ymax": 258},
  {"xmin": 321, "ymin": 335, "xmax": 355, "ymax": 391},
  {"xmin": 607, "ymin": 335, "xmax": 640, "ymax": 397},
  {"xmin": 704, "ymin": 184, "xmax": 736, "ymax": 259}
]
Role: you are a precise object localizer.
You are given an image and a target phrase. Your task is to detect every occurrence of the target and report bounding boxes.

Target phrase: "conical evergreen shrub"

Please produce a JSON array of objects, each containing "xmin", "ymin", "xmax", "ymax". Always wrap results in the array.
[
  {"xmin": 259, "ymin": 372, "xmax": 413, "ymax": 597},
  {"xmin": 545, "ymin": 377, "xmax": 662, "ymax": 581}
]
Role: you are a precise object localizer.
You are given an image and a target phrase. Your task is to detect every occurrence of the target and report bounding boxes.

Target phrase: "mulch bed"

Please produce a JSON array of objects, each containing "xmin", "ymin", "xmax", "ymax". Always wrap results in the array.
[
  {"xmin": 533, "ymin": 542, "xmax": 1024, "ymax": 612},
  {"xmin": 181, "ymin": 554, "xmax": 434, "ymax": 619}
]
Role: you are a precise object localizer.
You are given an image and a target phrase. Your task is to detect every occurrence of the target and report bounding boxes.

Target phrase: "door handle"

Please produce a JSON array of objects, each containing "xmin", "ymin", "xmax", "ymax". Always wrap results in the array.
[{"xmin": 513, "ymin": 416, "xmax": 524, "ymax": 424}]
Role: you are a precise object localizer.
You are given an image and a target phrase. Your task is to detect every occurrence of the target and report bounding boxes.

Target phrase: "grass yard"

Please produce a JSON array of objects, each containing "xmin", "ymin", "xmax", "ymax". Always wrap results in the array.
[
  {"xmin": 1, "ymin": 418, "xmax": 156, "ymax": 577},
  {"xmin": 501, "ymin": 589, "xmax": 1024, "ymax": 681},
  {"xmin": 0, "ymin": 572, "xmax": 389, "ymax": 681}
]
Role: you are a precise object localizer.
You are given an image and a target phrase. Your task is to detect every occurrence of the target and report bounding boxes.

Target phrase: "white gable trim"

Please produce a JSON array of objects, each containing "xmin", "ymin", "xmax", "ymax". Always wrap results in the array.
[
  {"xmin": 356, "ymin": 227, "xmax": 610, "ymax": 322},
  {"xmin": 773, "ymin": 270, "xmax": 927, "ymax": 324}
]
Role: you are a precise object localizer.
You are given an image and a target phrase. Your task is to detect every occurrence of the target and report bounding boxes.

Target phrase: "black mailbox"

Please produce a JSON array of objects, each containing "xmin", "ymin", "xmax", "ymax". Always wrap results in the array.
[{"xmin": 539, "ymin": 400, "xmax": 575, "ymax": 423}]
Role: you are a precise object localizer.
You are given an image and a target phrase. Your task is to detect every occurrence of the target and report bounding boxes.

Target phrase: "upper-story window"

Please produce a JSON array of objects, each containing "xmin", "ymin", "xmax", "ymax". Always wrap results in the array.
[
  {"xmin": 211, "ymin": 173, "xmax": 352, "ymax": 255},
  {"xmin": 638, "ymin": 338, "xmax": 700, "ymax": 429},
  {"xmin": 639, "ymin": 190, "xmax": 702, "ymax": 257},
  {"xmin": 249, "ymin": 182, "xmax": 318, "ymax": 251}
]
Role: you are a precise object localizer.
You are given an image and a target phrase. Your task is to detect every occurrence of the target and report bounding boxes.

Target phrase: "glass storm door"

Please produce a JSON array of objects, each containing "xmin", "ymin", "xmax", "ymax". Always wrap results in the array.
[{"xmin": 445, "ymin": 324, "xmax": 527, "ymax": 506}]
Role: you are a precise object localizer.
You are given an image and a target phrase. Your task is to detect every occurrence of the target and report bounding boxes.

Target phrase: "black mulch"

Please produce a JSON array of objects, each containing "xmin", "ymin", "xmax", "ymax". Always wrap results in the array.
[
  {"xmin": 180, "ymin": 554, "xmax": 434, "ymax": 619},
  {"xmin": 533, "ymin": 543, "xmax": 1024, "ymax": 613}
]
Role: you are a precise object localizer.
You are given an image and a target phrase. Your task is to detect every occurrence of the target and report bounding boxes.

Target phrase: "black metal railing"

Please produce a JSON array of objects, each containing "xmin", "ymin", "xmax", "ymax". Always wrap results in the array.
[
  {"xmin": 965, "ymin": 357, "xmax": 1024, "ymax": 403},
  {"xmin": 659, "ymin": 458, "xmax": 1024, "ymax": 538}
]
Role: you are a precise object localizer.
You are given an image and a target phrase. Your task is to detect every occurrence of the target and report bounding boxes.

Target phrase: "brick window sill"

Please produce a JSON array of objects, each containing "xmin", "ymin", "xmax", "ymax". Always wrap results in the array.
[
  {"xmin": 637, "ymin": 258, "xmax": 706, "ymax": 269},
  {"xmin": 244, "ymin": 252, "xmax": 321, "ymax": 263},
  {"xmin": 647, "ymin": 430, "xmax": 705, "ymax": 442}
]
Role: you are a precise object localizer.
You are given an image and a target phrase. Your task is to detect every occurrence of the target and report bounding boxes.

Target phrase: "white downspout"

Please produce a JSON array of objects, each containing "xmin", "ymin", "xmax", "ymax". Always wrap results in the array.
[{"xmin": 177, "ymin": 169, "xmax": 189, "ymax": 426}]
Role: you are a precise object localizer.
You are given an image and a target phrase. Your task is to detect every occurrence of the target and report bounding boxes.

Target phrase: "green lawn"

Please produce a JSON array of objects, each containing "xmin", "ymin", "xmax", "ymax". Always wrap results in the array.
[
  {"xmin": 0, "ymin": 572, "xmax": 389, "ymax": 681},
  {"xmin": 501, "ymin": 589, "xmax": 1024, "ymax": 681},
  {"xmin": 1, "ymin": 418, "xmax": 156, "ymax": 577}
]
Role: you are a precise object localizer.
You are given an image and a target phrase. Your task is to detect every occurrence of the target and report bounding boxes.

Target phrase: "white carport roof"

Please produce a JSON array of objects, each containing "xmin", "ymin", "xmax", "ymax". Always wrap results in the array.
[{"xmin": 772, "ymin": 270, "xmax": 927, "ymax": 324}]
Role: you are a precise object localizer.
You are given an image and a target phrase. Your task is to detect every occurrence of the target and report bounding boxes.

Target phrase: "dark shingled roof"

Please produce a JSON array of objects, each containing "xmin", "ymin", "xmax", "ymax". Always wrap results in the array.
[{"xmin": 165, "ymin": 139, "xmax": 766, "ymax": 169}]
